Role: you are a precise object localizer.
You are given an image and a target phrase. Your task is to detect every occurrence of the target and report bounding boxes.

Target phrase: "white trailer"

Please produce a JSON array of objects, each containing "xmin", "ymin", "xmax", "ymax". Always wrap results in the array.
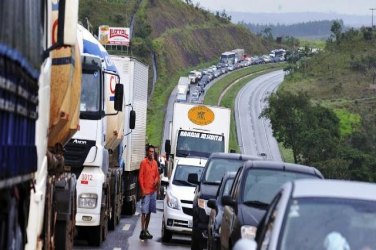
[
  {"xmin": 110, "ymin": 55, "xmax": 149, "ymax": 215},
  {"xmin": 176, "ymin": 77, "xmax": 190, "ymax": 102},
  {"xmin": 164, "ymin": 103, "xmax": 231, "ymax": 178}
]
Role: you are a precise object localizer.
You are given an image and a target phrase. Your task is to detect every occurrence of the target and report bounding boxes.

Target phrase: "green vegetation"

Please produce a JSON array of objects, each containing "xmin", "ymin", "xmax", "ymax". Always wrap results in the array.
[{"xmin": 267, "ymin": 23, "xmax": 376, "ymax": 181}]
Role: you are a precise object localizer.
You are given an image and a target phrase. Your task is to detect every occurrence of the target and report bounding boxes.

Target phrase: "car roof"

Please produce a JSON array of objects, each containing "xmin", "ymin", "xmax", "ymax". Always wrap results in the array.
[
  {"xmin": 208, "ymin": 152, "xmax": 262, "ymax": 161},
  {"xmin": 291, "ymin": 179, "xmax": 376, "ymax": 201},
  {"xmin": 242, "ymin": 160, "xmax": 323, "ymax": 178}
]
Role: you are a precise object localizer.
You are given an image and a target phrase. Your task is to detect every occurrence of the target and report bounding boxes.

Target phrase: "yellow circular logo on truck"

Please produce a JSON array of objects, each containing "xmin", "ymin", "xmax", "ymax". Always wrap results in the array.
[{"xmin": 188, "ymin": 105, "xmax": 215, "ymax": 125}]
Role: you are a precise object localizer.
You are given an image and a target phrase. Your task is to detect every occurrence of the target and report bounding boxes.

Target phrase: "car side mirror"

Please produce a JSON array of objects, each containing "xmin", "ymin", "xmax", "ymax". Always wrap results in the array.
[
  {"xmin": 222, "ymin": 195, "xmax": 236, "ymax": 207},
  {"xmin": 188, "ymin": 173, "xmax": 199, "ymax": 185},
  {"xmin": 207, "ymin": 199, "xmax": 217, "ymax": 210}
]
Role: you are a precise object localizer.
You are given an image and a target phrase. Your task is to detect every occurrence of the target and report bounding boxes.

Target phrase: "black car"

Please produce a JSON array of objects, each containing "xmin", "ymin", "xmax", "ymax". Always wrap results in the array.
[
  {"xmin": 207, "ymin": 172, "xmax": 236, "ymax": 250},
  {"xmin": 219, "ymin": 160, "xmax": 324, "ymax": 250},
  {"xmin": 189, "ymin": 153, "xmax": 261, "ymax": 250}
]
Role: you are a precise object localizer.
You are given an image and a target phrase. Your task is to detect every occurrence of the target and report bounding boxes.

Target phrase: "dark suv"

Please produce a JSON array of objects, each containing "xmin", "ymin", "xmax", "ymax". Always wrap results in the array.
[
  {"xmin": 188, "ymin": 153, "xmax": 261, "ymax": 250},
  {"xmin": 220, "ymin": 160, "xmax": 324, "ymax": 250}
]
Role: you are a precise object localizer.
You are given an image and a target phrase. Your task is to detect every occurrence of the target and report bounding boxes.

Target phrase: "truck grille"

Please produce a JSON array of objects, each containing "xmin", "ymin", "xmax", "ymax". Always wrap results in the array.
[{"xmin": 64, "ymin": 139, "xmax": 95, "ymax": 167}]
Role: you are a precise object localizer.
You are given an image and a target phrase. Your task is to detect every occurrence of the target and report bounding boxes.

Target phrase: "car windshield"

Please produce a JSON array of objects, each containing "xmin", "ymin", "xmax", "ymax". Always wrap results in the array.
[
  {"xmin": 203, "ymin": 158, "xmax": 244, "ymax": 184},
  {"xmin": 242, "ymin": 169, "xmax": 318, "ymax": 204},
  {"xmin": 280, "ymin": 198, "xmax": 376, "ymax": 250},
  {"xmin": 173, "ymin": 164, "xmax": 204, "ymax": 187}
]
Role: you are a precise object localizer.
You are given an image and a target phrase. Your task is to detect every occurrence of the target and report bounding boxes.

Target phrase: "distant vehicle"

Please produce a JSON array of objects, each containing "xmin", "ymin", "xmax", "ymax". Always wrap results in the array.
[
  {"xmin": 232, "ymin": 48, "xmax": 245, "ymax": 63},
  {"xmin": 207, "ymin": 172, "xmax": 237, "ymax": 250},
  {"xmin": 220, "ymin": 160, "xmax": 324, "ymax": 250},
  {"xmin": 198, "ymin": 75, "xmax": 210, "ymax": 87},
  {"xmin": 190, "ymin": 153, "xmax": 262, "ymax": 250},
  {"xmin": 162, "ymin": 158, "xmax": 207, "ymax": 242},
  {"xmin": 176, "ymin": 76, "xmax": 190, "ymax": 102},
  {"xmin": 189, "ymin": 70, "xmax": 201, "ymax": 84},
  {"xmin": 190, "ymin": 92, "xmax": 200, "ymax": 103},
  {"xmin": 220, "ymin": 51, "xmax": 236, "ymax": 65},
  {"xmin": 250, "ymin": 179, "xmax": 376, "ymax": 250}
]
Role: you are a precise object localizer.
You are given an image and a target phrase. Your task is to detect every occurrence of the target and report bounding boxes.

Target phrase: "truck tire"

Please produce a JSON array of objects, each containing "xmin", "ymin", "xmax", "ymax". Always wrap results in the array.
[
  {"xmin": 122, "ymin": 199, "xmax": 136, "ymax": 215},
  {"xmin": 161, "ymin": 221, "xmax": 172, "ymax": 242},
  {"xmin": 88, "ymin": 225, "xmax": 102, "ymax": 246}
]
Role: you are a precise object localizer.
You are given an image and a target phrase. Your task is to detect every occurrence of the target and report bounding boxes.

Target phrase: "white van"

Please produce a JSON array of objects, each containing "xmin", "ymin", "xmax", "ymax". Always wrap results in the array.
[{"xmin": 161, "ymin": 157, "xmax": 207, "ymax": 242}]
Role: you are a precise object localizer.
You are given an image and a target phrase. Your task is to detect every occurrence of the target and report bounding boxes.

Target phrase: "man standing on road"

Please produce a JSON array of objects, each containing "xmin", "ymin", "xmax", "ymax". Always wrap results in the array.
[{"xmin": 138, "ymin": 145, "xmax": 160, "ymax": 240}]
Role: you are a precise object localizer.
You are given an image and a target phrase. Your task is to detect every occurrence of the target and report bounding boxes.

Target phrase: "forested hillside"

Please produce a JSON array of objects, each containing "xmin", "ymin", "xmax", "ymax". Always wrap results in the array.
[
  {"xmin": 262, "ymin": 24, "xmax": 376, "ymax": 181},
  {"xmin": 79, "ymin": 0, "xmax": 271, "ymax": 146},
  {"xmin": 246, "ymin": 20, "xmax": 344, "ymax": 39}
]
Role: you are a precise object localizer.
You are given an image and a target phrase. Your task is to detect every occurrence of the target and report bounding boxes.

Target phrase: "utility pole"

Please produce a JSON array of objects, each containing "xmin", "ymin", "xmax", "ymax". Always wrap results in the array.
[{"xmin": 370, "ymin": 8, "xmax": 376, "ymax": 28}]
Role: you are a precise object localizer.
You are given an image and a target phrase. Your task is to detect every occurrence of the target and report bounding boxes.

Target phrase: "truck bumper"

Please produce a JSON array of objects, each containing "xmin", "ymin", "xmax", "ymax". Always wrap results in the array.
[{"xmin": 75, "ymin": 212, "xmax": 101, "ymax": 226}]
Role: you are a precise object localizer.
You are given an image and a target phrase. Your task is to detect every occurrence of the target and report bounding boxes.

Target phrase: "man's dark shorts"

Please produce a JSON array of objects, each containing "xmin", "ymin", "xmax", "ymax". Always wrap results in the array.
[{"xmin": 141, "ymin": 192, "xmax": 157, "ymax": 214}]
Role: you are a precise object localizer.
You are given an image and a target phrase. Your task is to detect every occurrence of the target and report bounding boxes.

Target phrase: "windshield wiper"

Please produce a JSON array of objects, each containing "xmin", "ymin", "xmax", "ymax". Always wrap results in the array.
[
  {"xmin": 243, "ymin": 200, "xmax": 269, "ymax": 208},
  {"xmin": 173, "ymin": 179, "xmax": 194, "ymax": 186},
  {"xmin": 176, "ymin": 151, "xmax": 190, "ymax": 157}
]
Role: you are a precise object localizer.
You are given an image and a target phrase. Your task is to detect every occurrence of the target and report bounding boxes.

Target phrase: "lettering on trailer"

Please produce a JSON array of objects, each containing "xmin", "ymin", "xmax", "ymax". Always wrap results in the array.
[
  {"xmin": 180, "ymin": 131, "xmax": 223, "ymax": 141},
  {"xmin": 109, "ymin": 75, "xmax": 116, "ymax": 101}
]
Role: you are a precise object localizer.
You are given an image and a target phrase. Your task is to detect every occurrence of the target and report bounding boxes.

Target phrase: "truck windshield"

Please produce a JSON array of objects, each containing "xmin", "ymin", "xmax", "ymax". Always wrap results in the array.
[
  {"xmin": 173, "ymin": 164, "xmax": 204, "ymax": 187},
  {"xmin": 176, "ymin": 130, "xmax": 224, "ymax": 158},
  {"xmin": 80, "ymin": 69, "xmax": 101, "ymax": 119}
]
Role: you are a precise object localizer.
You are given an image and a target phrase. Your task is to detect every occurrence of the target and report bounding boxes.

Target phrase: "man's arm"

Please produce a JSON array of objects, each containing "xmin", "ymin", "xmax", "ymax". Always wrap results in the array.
[{"xmin": 138, "ymin": 162, "xmax": 145, "ymax": 197}]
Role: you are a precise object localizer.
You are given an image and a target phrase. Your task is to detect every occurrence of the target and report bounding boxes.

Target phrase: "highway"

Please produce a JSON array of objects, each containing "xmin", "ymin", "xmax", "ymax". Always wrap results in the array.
[
  {"xmin": 72, "ymin": 70, "xmax": 284, "ymax": 250},
  {"xmin": 235, "ymin": 70, "xmax": 284, "ymax": 161}
]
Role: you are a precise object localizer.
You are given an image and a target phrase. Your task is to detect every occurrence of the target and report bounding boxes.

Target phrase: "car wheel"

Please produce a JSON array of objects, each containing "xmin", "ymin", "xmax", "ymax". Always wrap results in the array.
[{"xmin": 161, "ymin": 221, "xmax": 172, "ymax": 242}]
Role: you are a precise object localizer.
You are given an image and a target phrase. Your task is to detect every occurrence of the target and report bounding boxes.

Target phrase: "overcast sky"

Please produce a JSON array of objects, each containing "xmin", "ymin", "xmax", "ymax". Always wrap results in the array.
[{"xmin": 191, "ymin": 0, "xmax": 375, "ymax": 16}]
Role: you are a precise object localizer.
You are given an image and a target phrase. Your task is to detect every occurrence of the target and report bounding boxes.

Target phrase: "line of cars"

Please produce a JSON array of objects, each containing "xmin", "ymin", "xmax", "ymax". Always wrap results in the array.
[{"xmin": 182, "ymin": 150, "xmax": 376, "ymax": 250}]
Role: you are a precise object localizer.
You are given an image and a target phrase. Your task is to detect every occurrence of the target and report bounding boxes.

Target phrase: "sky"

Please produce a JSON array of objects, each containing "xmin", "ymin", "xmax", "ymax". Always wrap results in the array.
[{"xmin": 191, "ymin": 0, "xmax": 375, "ymax": 16}]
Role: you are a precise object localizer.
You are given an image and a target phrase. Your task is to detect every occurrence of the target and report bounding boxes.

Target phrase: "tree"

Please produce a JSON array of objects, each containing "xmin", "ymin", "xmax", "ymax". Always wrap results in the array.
[
  {"xmin": 330, "ymin": 20, "xmax": 343, "ymax": 43},
  {"xmin": 261, "ymin": 91, "xmax": 341, "ymax": 164}
]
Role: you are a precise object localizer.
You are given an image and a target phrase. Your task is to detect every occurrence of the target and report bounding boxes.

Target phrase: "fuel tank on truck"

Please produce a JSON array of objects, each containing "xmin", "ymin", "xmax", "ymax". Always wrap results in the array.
[{"xmin": 48, "ymin": 44, "xmax": 82, "ymax": 148}]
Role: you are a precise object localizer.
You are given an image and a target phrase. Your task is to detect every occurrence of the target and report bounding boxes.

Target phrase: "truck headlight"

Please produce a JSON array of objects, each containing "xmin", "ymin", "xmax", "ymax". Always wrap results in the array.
[
  {"xmin": 78, "ymin": 193, "xmax": 98, "ymax": 209},
  {"xmin": 241, "ymin": 225, "xmax": 257, "ymax": 240},
  {"xmin": 166, "ymin": 191, "xmax": 180, "ymax": 210}
]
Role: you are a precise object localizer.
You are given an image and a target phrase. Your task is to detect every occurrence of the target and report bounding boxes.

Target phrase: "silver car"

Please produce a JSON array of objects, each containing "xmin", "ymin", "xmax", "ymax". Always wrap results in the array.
[{"xmin": 247, "ymin": 179, "xmax": 376, "ymax": 250}]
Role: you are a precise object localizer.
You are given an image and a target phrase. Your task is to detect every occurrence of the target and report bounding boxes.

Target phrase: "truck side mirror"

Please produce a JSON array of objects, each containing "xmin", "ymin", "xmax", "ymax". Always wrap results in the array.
[
  {"xmin": 165, "ymin": 140, "xmax": 171, "ymax": 155},
  {"xmin": 57, "ymin": 0, "xmax": 79, "ymax": 46},
  {"xmin": 114, "ymin": 83, "xmax": 123, "ymax": 111},
  {"xmin": 129, "ymin": 110, "xmax": 136, "ymax": 129}
]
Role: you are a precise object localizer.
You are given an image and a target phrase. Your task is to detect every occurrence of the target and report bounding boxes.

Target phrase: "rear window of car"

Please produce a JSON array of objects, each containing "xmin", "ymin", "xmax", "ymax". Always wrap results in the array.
[
  {"xmin": 203, "ymin": 158, "xmax": 244, "ymax": 184},
  {"xmin": 242, "ymin": 169, "xmax": 319, "ymax": 204}
]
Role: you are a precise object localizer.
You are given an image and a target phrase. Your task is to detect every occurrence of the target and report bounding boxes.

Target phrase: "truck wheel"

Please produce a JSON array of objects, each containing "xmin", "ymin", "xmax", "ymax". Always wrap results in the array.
[
  {"xmin": 123, "ymin": 200, "xmax": 136, "ymax": 215},
  {"xmin": 55, "ymin": 221, "xmax": 74, "ymax": 250},
  {"xmin": 88, "ymin": 225, "xmax": 102, "ymax": 246},
  {"xmin": 161, "ymin": 221, "xmax": 172, "ymax": 242},
  {"xmin": 108, "ymin": 204, "xmax": 116, "ymax": 230}
]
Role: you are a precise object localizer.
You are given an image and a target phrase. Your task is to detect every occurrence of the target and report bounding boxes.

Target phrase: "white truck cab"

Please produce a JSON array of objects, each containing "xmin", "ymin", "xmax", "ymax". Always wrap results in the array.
[{"xmin": 162, "ymin": 157, "xmax": 207, "ymax": 242}]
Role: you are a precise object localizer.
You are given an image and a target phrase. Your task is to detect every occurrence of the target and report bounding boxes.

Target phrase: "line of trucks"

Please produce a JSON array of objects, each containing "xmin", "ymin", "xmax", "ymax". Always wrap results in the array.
[{"xmin": 0, "ymin": 0, "xmax": 148, "ymax": 248}]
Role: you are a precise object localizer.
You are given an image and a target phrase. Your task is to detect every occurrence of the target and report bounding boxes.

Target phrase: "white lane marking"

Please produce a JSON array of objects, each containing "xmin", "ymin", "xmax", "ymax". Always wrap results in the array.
[
  {"xmin": 113, "ymin": 248, "xmax": 121, "ymax": 250},
  {"xmin": 135, "ymin": 212, "xmax": 139, "ymax": 216},
  {"xmin": 122, "ymin": 224, "xmax": 131, "ymax": 231}
]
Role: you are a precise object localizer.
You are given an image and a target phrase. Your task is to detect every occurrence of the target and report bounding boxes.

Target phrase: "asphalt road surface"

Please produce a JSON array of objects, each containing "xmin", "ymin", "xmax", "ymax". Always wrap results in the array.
[{"xmin": 235, "ymin": 70, "xmax": 284, "ymax": 161}]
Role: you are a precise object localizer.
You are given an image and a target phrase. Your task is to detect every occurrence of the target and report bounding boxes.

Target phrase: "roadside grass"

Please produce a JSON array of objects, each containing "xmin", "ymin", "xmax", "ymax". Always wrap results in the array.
[
  {"xmin": 204, "ymin": 63, "xmax": 287, "ymax": 153},
  {"xmin": 278, "ymin": 143, "xmax": 295, "ymax": 163}
]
